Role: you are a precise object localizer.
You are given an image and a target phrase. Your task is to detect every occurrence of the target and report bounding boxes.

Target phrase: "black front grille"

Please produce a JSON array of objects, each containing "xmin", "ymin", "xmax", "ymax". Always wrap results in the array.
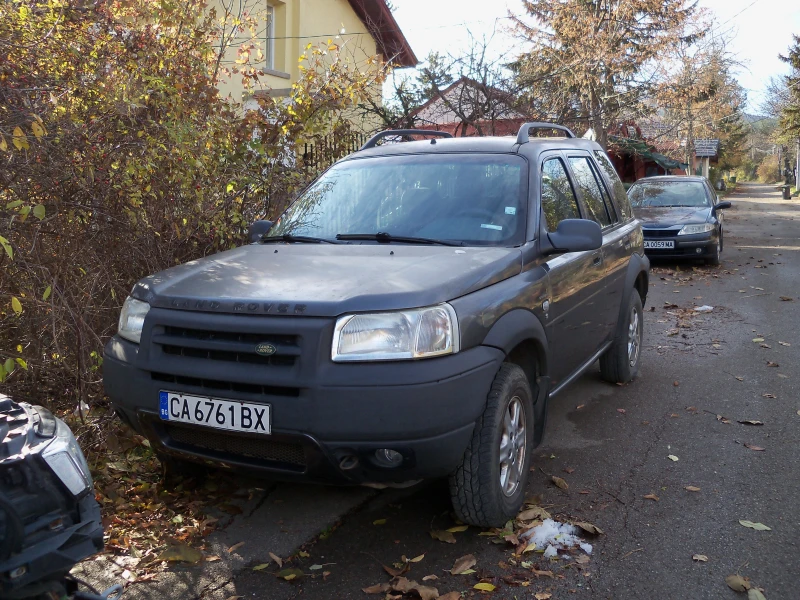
[
  {"xmin": 643, "ymin": 228, "xmax": 679, "ymax": 238},
  {"xmin": 154, "ymin": 326, "xmax": 300, "ymax": 367},
  {"xmin": 165, "ymin": 423, "xmax": 306, "ymax": 468},
  {"xmin": 151, "ymin": 372, "xmax": 300, "ymax": 398}
]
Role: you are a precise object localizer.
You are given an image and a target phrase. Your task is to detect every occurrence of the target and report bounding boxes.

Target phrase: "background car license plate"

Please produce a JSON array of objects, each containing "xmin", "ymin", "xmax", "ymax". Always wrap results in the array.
[
  {"xmin": 159, "ymin": 391, "xmax": 271, "ymax": 434},
  {"xmin": 644, "ymin": 240, "xmax": 674, "ymax": 249}
]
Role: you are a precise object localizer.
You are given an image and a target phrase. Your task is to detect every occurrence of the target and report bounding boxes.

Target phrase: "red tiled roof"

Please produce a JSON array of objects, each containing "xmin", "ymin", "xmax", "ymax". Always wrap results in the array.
[
  {"xmin": 347, "ymin": 0, "xmax": 417, "ymax": 68},
  {"xmin": 408, "ymin": 76, "xmax": 525, "ymax": 126}
]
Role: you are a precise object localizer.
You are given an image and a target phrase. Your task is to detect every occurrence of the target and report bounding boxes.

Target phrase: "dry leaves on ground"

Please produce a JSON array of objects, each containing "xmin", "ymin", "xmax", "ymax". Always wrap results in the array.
[
  {"xmin": 450, "ymin": 554, "xmax": 477, "ymax": 575},
  {"xmin": 572, "ymin": 521, "xmax": 604, "ymax": 535},
  {"xmin": 744, "ymin": 443, "xmax": 765, "ymax": 451},
  {"xmin": 364, "ymin": 577, "xmax": 438, "ymax": 600},
  {"xmin": 739, "ymin": 520, "xmax": 771, "ymax": 531},
  {"xmin": 430, "ymin": 530, "xmax": 457, "ymax": 544},
  {"xmin": 85, "ymin": 418, "xmax": 256, "ymax": 578},
  {"xmin": 726, "ymin": 574, "xmax": 751, "ymax": 592}
]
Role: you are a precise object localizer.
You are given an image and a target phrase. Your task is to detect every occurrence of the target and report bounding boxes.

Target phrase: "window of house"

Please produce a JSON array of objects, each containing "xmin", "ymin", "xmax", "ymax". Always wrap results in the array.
[
  {"xmin": 265, "ymin": 5, "xmax": 275, "ymax": 70},
  {"xmin": 568, "ymin": 156, "xmax": 612, "ymax": 227},
  {"xmin": 541, "ymin": 158, "xmax": 580, "ymax": 232},
  {"xmin": 594, "ymin": 150, "xmax": 634, "ymax": 221}
]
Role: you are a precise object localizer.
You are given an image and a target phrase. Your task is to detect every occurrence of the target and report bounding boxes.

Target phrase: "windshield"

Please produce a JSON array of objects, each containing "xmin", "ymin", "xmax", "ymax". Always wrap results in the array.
[
  {"xmin": 269, "ymin": 154, "xmax": 528, "ymax": 246},
  {"xmin": 628, "ymin": 180, "xmax": 710, "ymax": 208}
]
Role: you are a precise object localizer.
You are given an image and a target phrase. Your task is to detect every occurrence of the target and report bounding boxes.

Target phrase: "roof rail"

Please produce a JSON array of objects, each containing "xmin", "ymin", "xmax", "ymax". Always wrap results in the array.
[
  {"xmin": 360, "ymin": 129, "xmax": 453, "ymax": 150},
  {"xmin": 516, "ymin": 122, "xmax": 576, "ymax": 144}
]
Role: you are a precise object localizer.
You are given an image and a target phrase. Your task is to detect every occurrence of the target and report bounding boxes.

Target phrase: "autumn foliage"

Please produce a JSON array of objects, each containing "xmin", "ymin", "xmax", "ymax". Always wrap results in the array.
[{"xmin": 0, "ymin": 0, "xmax": 386, "ymax": 406}]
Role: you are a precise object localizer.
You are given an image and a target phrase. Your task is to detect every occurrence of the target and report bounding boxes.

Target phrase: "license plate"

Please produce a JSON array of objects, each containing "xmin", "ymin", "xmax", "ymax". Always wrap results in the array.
[
  {"xmin": 159, "ymin": 391, "xmax": 271, "ymax": 434},
  {"xmin": 644, "ymin": 240, "xmax": 675, "ymax": 249}
]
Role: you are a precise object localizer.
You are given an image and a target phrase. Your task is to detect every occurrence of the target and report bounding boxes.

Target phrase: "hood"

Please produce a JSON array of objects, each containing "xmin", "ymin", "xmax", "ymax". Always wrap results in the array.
[
  {"xmin": 633, "ymin": 206, "xmax": 712, "ymax": 228},
  {"xmin": 132, "ymin": 244, "xmax": 522, "ymax": 317}
]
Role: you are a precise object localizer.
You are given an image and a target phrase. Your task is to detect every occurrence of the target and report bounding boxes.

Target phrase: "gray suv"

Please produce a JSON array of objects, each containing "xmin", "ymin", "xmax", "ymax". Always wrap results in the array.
[{"xmin": 104, "ymin": 123, "xmax": 649, "ymax": 526}]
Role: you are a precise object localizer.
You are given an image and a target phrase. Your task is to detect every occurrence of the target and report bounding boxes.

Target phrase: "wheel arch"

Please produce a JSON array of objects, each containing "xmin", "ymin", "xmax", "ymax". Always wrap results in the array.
[
  {"xmin": 626, "ymin": 253, "xmax": 650, "ymax": 310},
  {"xmin": 482, "ymin": 309, "xmax": 551, "ymax": 446}
]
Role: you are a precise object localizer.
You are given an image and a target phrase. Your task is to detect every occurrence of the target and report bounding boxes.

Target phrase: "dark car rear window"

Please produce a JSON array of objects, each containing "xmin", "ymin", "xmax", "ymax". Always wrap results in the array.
[
  {"xmin": 271, "ymin": 154, "xmax": 528, "ymax": 246},
  {"xmin": 628, "ymin": 180, "xmax": 710, "ymax": 208},
  {"xmin": 594, "ymin": 151, "xmax": 634, "ymax": 221}
]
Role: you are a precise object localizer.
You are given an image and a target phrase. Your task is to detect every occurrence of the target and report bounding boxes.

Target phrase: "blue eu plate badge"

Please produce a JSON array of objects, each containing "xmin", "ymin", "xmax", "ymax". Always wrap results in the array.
[{"xmin": 159, "ymin": 391, "xmax": 170, "ymax": 419}]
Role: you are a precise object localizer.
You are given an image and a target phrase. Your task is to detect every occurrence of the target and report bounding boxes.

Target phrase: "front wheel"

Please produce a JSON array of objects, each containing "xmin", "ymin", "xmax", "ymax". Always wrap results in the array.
[
  {"xmin": 600, "ymin": 290, "xmax": 644, "ymax": 384},
  {"xmin": 706, "ymin": 230, "xmax": 722, "ymax": 266},
  {"xmin": 449, "ymin": 363, "xmax": 535, "ymax": 527}
]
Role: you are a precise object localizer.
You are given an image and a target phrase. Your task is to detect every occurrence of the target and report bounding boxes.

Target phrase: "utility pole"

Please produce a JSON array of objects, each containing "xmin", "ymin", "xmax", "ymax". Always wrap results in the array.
[
  {"xmin": 796, "ymin": 138, "xmax": 799, "ymax": 189},
  {"xmin": 685, "ymin": 97, "xmax": 693, "ymax": 175}
]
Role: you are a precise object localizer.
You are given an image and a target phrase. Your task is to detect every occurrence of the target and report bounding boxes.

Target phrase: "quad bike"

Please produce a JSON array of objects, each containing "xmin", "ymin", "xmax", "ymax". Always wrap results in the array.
[{"xmin": 0, "ymin": 394, "xmax": 121, "ymax": 600}]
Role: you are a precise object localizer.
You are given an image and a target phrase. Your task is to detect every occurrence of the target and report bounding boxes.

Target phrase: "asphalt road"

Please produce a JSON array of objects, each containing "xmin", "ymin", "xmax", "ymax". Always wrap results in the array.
[{"xmin": 85, "ymin": 183, "xmax": 799, "ymax": 600}]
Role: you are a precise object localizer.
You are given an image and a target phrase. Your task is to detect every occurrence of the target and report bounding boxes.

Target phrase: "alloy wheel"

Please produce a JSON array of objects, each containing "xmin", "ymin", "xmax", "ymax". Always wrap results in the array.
[
  {"xmin": 499, "ymin": 396, "xmax": 526, "ymax": 497},
  {"xmin": 627, "ymin": 306, "xmax": 640, "ymax": 367}
]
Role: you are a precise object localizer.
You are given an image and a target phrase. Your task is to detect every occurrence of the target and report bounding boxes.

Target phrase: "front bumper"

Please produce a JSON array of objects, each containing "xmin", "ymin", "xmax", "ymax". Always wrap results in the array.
[
  {"xmin": 104, "ymin": 312, "xmax": 504, "ymax": 484},
  {"xmin": 643, "ymin": 230, "xmax": 717, "ymax": 259}
]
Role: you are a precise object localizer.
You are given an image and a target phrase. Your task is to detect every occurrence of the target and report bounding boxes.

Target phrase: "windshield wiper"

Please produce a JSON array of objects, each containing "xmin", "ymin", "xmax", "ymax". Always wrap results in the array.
[
  {"xmin": 261, "ymin": 234, "xmax": 340, "ymax": 244},
  {"xmin": 335, "ymin": 232, "xmax": 463, "ymax": 247}
]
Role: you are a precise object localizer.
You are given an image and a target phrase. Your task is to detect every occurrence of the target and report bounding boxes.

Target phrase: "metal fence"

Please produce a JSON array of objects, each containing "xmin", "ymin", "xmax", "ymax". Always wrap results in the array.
[{"xmin": 300, "ymin": 133, "xmax": 370, "ymax": 173}]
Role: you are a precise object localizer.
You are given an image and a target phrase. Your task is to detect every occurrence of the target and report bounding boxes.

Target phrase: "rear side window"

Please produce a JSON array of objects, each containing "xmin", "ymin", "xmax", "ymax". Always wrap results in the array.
[
  {"xmin": 594, "ymin": 151, "xmax": 634, "ymax": 221},
  {"xmin": 541, "ymin": 158, "xmax": 580, "ymax": 231},
  {"xmin": 568, "ymin": 156, "xmax": 612, "ymax": 227}
]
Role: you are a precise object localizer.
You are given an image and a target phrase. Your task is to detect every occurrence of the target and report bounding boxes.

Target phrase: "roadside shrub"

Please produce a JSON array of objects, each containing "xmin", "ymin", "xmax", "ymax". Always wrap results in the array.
[
  {"xmin": 756, "ymin": 155, "xmax": 780, "ymax": 183},
  {"xmin": 0, "ymin": 0, "xmax": 386, "ymax": 410}
]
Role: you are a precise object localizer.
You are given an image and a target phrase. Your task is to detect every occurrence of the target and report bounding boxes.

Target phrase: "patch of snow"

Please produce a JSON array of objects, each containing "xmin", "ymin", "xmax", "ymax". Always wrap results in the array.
[{"xmin": 520, "ymin": 519, "xmax": 592, "ymax": 558}]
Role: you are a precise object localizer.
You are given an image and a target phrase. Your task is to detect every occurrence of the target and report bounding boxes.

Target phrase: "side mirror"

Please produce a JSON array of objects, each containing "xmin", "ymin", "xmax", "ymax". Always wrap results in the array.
[
  {"xmin": 713, "ymin": 201, "xmax": 731, "ymax": 211},
  {"xmin": 546, "ymin": 219, "xmax": 603, "ymax": 254},
  {"xmin": 248, "ymin": 220, "xmax": 273, "ymax": 243}
]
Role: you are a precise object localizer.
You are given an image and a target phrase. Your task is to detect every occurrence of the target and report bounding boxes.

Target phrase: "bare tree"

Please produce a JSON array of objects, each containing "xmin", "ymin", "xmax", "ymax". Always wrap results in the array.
[
  {"xmin": 364, "ymin": 33, "xmax": 528, "ymax": 135},
  {"xmin": 654, "ymin": 29, "xmax": 748, "ymax": 170}
]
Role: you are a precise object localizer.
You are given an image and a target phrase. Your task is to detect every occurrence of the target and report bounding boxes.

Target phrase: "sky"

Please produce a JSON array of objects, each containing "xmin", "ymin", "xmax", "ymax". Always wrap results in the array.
[{"xmin": 388, "ymin": 0, "xmax": 800, "ymax": 114}]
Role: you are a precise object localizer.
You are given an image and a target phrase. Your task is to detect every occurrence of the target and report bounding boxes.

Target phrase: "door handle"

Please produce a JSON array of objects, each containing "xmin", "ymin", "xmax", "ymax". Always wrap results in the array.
[{"xmin": 592, "ymin": 254, "xmax": 603, "ymax": 267}]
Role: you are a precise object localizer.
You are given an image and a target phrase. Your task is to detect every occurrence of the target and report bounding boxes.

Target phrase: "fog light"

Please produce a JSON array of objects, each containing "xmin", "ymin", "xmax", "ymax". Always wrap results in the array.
[
  {"xmin": 374, "ymin": 449, "xmax": 403, "ymax": 467},
  {"xmin": 9, "ymin": 566, "xmax": 27, "ymax": 579},
  {"xmin": 696, "ymin": 248, "xmax": 703, "ymax": 254}
]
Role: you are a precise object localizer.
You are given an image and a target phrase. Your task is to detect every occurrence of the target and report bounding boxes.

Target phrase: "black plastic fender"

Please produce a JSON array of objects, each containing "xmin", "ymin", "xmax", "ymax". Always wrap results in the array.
[
  {"xmin": 482, "ymin": 309, "xmax": 551, "ymax": 446},
  {"xmin": 617, "ymin": 253, "xmax": 650, "ymax": 327}
]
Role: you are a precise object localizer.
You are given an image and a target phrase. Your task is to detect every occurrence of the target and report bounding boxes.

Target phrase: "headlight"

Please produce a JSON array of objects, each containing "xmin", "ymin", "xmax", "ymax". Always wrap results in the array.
[
  {"xmin": 118, "ymin": 296, "xmax": 150, "ymax": 343},
  {"xmin": 332, "ymin": 304, "xmax": 459, "ymax": 362},
  {"xmin": 677, "ymin": 223, "xmax": 714, "ymax": 235},
  {"xmin": 42, "ymin": 419, "xmax": 93, "ymax": 496}
]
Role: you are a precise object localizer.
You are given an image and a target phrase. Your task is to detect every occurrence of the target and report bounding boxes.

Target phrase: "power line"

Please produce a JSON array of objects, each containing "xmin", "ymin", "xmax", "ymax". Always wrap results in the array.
[{"xmin": 718, "ymin": 0, "xmax": 762, "ymax": 27}]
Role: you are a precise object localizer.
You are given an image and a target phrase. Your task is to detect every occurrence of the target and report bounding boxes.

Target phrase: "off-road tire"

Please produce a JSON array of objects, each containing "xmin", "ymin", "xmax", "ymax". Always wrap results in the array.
[
  {"xmin": 449, "ymin": 363, "xmax": 535, "ymax": 527},
  {"xmin": 600, "ymin": 290, "xmax": 644, "ymax": 384},
  {"xmin": 706, "ymin": 230, "xmax": 722, "ymax": 266}
]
